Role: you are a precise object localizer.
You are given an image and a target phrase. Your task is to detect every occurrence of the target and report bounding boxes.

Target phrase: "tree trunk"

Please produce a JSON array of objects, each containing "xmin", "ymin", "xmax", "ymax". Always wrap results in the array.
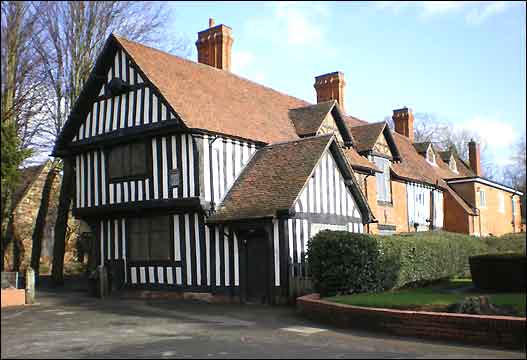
[
  {"xmin": 51, "ymin": 157, "xmax": 73, "ymax": 286},
  {"xmin": 30, "ymin": 163, "xmax": 58, "ymax": 278},
  {"xmin": 1, "ymin": 214, "xmax": 15, "ymax": 271}
]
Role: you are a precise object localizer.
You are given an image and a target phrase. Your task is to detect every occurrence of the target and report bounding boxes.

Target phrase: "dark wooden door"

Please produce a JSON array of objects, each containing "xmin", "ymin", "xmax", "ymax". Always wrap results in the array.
[{"xmin": 245, "ymin": 231, "xmax": 269, "ymax": 303}]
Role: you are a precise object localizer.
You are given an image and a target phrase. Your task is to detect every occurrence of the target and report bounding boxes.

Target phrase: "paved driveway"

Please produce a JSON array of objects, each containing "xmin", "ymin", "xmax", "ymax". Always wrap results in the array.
[{"xmin": 1, "ymin": 289, "xmax": 524, "ymax": 359}]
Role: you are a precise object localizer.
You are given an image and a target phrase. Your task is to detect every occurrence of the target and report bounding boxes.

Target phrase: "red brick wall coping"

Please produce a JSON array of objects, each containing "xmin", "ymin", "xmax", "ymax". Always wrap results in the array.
[
  {"xmin": 1, "ymin": 289, "xmax": 26, "ymax": 308},
  {"xmin": 297, "ymin": 293, "xmax": 526, "ymax": 350}
]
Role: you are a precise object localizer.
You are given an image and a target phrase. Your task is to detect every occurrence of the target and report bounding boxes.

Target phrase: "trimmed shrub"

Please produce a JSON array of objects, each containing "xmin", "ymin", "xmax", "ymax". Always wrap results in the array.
[
  {"xmin": 307, "ymin": 230, "xmax": 486, "ymax": 297},
  {"xmin": 469, "ymin": 253, "xmax": 526, "ymax": 292},
  {"xmin": 481, "ymin": 233, "xmax": 526, "ymax": 255}
]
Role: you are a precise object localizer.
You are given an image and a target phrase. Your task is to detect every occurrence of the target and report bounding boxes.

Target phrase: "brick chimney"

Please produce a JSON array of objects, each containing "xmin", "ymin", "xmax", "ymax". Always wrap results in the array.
[
  {"xmin": 392, "ymin": 107, "xmax": 414, "ymax": 143},
  {"xmin": 468, "ymin": 139, "xmax": 481, "ymax": 176},
  {"xmin": 314, "ymin": 72, "xmax": 346, "ymax": 112},
  {"xmin": 195, "ymin": 18, "xmax": 233, "ymax": 71}
]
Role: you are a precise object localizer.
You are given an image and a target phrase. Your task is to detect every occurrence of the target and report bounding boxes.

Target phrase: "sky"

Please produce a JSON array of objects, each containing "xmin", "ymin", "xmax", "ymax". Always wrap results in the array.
[{"xmin": 162, "ymin": 1, "xmax": 525, "ymax": 167}]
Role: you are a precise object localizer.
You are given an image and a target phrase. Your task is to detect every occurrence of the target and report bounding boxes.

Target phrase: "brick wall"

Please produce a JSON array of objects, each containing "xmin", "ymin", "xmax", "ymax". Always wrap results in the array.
[
  {"xmin": 357, "ymin": 174, "xmax": 409, "ymax": 234},
  {"xmin": 449, "ymin": 182, "xmax": 522, "ymax": 236},
  {"xmin": 297, "ymin": 293, "xmax": 526, "ymax": 350},
  {"xmin": 443, "ymin": 190, "xmax": 472, "ymax": 234},
  {"xmin": 4, "ymin": 163, "xmax": 80, "ymax": 272}
]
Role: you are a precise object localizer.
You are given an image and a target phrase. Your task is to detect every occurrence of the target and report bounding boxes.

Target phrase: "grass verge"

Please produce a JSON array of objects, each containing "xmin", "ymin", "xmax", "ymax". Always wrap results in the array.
[{"xmin": 327, "ymin": 279, "xmax": 526, "ymax": 316}]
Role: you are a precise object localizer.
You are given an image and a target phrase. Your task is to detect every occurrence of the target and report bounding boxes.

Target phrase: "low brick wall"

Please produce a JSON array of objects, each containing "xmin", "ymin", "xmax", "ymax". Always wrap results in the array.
[
  {"xmin": 1, "ymin": 289, "xmax": 26, "ymax": 308},
  {"xmin": 297, "ymin": 293, "xmax": 526, "ymax": 350}
]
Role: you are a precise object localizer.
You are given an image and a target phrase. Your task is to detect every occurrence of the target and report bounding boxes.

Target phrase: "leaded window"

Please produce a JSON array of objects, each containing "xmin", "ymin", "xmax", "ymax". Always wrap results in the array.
[
  {"xmin": 108, "ymin": 142, "xmax": 148, "ymax": 180},
  {"xmin": 128, "ymin": 216, "xmax": 171, "ymax": 261},
  {"xmin": 374, "ymin": 156, "xmax": 391, "ymax": 202}
]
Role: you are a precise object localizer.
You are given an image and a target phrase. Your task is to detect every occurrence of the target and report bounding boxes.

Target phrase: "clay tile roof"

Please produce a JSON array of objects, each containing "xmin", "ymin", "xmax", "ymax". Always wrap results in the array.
[
  {"xmin": 348, "ymin": 122, "xmax": 387, "ymax": 153},
  {"xmin": 390, "ymin": 132, "xmax": 445, "ymax": 186},
  {"xmin": 344, "ymin": 114, "xmax": 368, "ymax": 127},
  {"xmin": 413, "ymin": 142, "xmax": 431, "ymax": 154},
  {"xmin": 209, "ymin": 135, "xmax": 334, "ymax": 222},
  {"xmin": 453, "ymin": 157, "xmax": 475, "ymax": 177},
  {"xmin": 343, "ymin": 147, "xmax": 380, "ymax": 173},
  {"xmin": 116, "ymin": 36, "xmax": 307, "ymax": 144},
  {"xmin": 12, "ymin": 162, "xmax": 48, "ymax": 208},
  {"xmin": 438, "ymin": 150, "xmax": 452, "ymax": 162},
  {"xmin": 289, "ymin": 100, "xmax": 336, "ymax": 136}
]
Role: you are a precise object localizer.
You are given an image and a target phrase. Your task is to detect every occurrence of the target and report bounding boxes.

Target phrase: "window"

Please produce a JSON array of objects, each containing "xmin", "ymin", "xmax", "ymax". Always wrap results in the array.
[
  {"xmin": 128, "ymin": 216, "xmax": 171, "ymax": 261},
  {"xmin": 170, "ymin": 169, "xmax": 180, "ymax": 188},
  {"xmin": 512, "ymin": 196, "xmax": 516, "ymax": 215},
  {"xmin": 449, "ymin": 157, "xmax": 458, "ymax": 173},
  {"xmin": 426, "ymin": 147, "xmax": 436, "ymax": 166},
  {"xmin": 498, "ymin": 192, "xmax": 505, "ymax": 213},
  {"xmin": 374, "ymin": 156, "xmax": 391, "ymax": 202},
  {"xmin": 479, "ymin": 190, "xmax": 487, "ymax": 208},
  {"xmin": 108, "ymin": 142, "xmax": 148, "ymax": 180}
]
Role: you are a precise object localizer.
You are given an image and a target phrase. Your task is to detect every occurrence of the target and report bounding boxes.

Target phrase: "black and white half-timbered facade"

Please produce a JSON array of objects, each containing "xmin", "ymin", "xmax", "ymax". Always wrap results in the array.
[{"xmin": 53, "ymin": 31, "xmax": 374, "ymax": 304}]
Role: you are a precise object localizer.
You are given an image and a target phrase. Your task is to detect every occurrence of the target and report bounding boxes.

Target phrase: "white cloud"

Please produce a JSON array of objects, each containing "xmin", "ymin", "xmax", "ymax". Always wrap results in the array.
[
  {"xmin": 245, "ymin": 2, "xmax": 331, "ymax": 47},
  {"xmin": 454, "ymin": 116, "xmax": 516, "ymax": 148},
  {"xmin": 374, "ymin": 1, "xmax": 514, "ymax": 24},
  {"xmin": 274, "ymin": 2, "xmax": 329, "ymax": 45},
  {"xmin": 465, "ymin": 1, "xmax": 511, "ymax": 25},
  {"xmin": 232, "ymin": 50, "xmax": 255, "ymax": 72}
]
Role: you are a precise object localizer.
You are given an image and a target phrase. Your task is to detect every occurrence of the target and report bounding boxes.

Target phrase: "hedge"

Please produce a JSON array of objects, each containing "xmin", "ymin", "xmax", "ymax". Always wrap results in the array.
[
  {"xmin": 307, "ymin": 230, "xmax": 487, "ymax": 297},
  {"xmin": 481, "ymin": 233, "xmax": 526, "ymax": 255},
  {"xmin": 469, "ymin": 253, "xmax": 527, "ymax": 292}
]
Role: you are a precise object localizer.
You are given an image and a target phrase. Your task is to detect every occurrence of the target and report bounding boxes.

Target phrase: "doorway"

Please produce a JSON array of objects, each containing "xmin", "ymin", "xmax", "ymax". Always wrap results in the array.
[{"xmin": 244, "ymin": 230, "xmax": 269, "ymax": 304}]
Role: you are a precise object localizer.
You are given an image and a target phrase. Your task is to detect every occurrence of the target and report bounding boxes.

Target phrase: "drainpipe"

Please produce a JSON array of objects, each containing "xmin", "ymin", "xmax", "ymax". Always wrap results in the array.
[
  {"xmin": 363, "ymin": 174, "xmax": 371, "ymax": 233},
  {"xmin": 511, "ymin": 195, "xmax": 516, "ymax": 233},
  {"xmin": 475, "ymin": 208, "xmax": 482, "ymax": 237},
  {"xmin": 207, "ymin": 135, "xmax": 220, "ymax": 214}
]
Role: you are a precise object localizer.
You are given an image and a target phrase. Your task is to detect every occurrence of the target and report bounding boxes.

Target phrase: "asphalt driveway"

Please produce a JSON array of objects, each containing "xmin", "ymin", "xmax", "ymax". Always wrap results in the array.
[{"xmin": 1, "ymin": 289, "xmax": 524, "ymax": 359}]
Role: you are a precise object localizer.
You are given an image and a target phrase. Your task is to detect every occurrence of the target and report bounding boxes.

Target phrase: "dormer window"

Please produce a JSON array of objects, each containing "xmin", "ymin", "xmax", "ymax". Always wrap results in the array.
[
  {"xmin": 426, "ymin": 147, "xmax": 437, "ymax": 167},
  {"xmin": 449, "ymin": 156, "xmax": 458, "ymax": 173}
]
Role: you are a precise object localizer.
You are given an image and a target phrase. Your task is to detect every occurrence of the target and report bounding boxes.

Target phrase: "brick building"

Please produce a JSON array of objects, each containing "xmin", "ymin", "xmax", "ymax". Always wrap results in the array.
[{"xmin": 3, "ymin": 161, "xmax": 80, "ymax": 273}]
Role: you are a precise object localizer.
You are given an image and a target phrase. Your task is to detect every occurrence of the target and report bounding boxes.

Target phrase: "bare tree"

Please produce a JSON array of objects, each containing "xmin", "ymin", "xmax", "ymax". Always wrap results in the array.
[
  {"xmin": 386, "ymin": 111, "xmax": 494, "ymax": 178},
  {"xmin": 1, "ymin": 0, "xmax": 45, "ymax": 270},
  {"xmin": 33, "ymin": 1, "xmax": 187, "ymax": 285}
]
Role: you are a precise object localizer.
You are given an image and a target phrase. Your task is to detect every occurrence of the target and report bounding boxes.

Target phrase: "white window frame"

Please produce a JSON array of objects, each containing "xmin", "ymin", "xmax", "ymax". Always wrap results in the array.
[
  {"xmin": 449, "ymin": 156, "xmax": 458, "ymax": 173},
  {"xmin": 498, "ymin": 192, "xmax": 505, "ymax": 213},
  {"xmin": 426, "ymin": 147, "xmax": 437, "ymax": 167},
  {"xmin": 374, "ymin": 156, "xmax": 391, "ymax": 202},
  {"xmin": 479, "ymin": 189, "xmax": 487, "ymax": 208}
]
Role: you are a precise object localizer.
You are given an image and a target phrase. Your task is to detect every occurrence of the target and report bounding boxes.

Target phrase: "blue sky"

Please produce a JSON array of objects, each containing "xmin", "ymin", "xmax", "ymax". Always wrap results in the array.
[{"xmin": 164, "ymin": 1, "xmax": 526, "ymax": 166}]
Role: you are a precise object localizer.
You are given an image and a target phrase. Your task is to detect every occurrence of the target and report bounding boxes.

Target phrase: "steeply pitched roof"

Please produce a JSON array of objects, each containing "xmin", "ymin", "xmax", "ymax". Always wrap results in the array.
[
  {"xmin": 289, "ymin": 101, "xmax": 336, "ymax": 136},
  {"xmin": 343, "ymin": 147, "xmax": 380, "ymax": 173},
  {"xmin": 349, "ymin": 122, "xmax": 387, "ymax": 153},
  {"xmin": 116, "ymin": 36, "xmax": 306, "ymax": 144},
  {"xmin": 208, "ymin": 135, "xmax": 374, "ymax": 223},
  {"xmin": 390, "ymin": 132, "xmax": 445, "ymax": 187},
  {"xmin": 12, "ymin": 162, "xmax": 48, "ymax": 209},
  {"xmin": 438, "ymin": 150, "xmax": 453, "ymax": 162},
  {"xmin": 413, "ymin": 142, "xmax": 432, "ymax": 154}
]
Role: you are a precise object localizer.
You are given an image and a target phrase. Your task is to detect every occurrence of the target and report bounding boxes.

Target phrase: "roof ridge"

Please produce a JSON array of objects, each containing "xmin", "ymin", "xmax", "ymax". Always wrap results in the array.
[
  {"xmin": 114, "ymin": 34, "xmax": 312, "ymax": 108},
  {"xmin": 265, "ymin": 134, "xmax": 333, "ymax": 149},
  {"xmin": 351, "ymin": 120, "xmax": 385, "ymax": 128}
]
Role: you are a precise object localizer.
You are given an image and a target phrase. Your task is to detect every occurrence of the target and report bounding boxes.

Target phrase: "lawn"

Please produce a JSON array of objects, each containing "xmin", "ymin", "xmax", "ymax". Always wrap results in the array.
[{"xmin": 326, "ymin": 279, "xmax": 526, "ymax": 316}]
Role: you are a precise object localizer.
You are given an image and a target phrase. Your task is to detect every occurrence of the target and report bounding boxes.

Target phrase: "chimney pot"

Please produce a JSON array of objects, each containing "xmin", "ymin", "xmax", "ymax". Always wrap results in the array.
[
  {"xmin": 196, "ymin": 20, "xmax": 233, "ymax": 71},
  {"xmin": 468, "ymin": 140, "xmax": 482, "ymax": 176},
  {"xmin": 313, "ymin": 71, "xmax": 346, "ymax": 113},
  {"xmin": 392, "ymin": 107, "xmax": 414, "ymax": 142}
]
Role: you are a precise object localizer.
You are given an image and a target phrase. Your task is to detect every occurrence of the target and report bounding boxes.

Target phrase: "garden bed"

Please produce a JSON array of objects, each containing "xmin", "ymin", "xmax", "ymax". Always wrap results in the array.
[
  {"xmin": 297, "ymin": 292, "xmax": 526, "ymax": 350},
  {"xmin": 325, "ymin": 279, "xmax": 526, "ymax": 317}
]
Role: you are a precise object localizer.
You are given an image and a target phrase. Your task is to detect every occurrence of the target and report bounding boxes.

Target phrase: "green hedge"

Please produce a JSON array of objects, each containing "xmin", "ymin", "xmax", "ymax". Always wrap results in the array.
[
  {"xmin": 481, "ymin": 233, "xmax": 526, "ymax": 255},
  {"xmin": 307, "ymin": 230, "xmax": 487, "ymax": 297}
]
